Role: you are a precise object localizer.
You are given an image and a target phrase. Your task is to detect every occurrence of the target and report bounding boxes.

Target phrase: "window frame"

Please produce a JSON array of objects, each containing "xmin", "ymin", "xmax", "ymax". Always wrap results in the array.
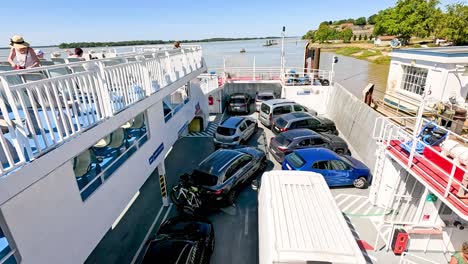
[
  {"xmin": 400, "ymin": 65, "xmax": 428, "ymax": 96},
  {"xmin": 312, "ymin": 160, "xmax": 332, "ymax": 170}
]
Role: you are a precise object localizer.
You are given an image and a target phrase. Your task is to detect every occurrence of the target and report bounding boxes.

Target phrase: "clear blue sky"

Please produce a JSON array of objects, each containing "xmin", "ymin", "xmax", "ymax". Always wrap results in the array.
[{"xmin": 0, "ymin": 0, "xmax": 464, "ymax": 46}]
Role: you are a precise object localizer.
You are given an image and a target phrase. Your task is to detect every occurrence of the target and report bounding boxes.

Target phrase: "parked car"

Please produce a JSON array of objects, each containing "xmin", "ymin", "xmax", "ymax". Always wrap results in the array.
[
  {"xmin": 141, "ymin": 216, "xmax": 214, "ymax": 264},
  {"xmin": 271, "ymin": 112, "xmax": 338, "ymax": 135},
  {"xmin": 227, "ymin": 93, "xmax": 251, "ymax": 114},
  {"xmin": 258, "ymin": 99, "xmax": 317, "ymax": 127},
  {"xmin": 190, "ymin": 147, "xmax": 266, "ymax": 205},
  {"xmin": 269, "ymin": 129, "xmax": 350, "ymax": 163},
  {"xmin": 255, "ymin": 91, "xmax": 276, "ymax": 111},
  {"xmin": 214, "ymin": 116, "xmax": 257, "ymax": 148},
  {"xmin": 282, "ymin": 148, "xmax": 371, "ymax": 188}
]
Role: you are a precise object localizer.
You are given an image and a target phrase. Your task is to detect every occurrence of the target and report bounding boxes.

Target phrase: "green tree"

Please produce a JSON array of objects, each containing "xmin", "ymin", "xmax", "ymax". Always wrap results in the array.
[
  {"xmin": 369, "ymin": 34, "xmax": 374, "ymax": 40},
  {"xmin": 355, "ymin": 17, "xmax": 367, "ymax": 26},
  {"xmin": 367, "ymin": 14, "xmax": 378, "ymax": 25},
  {"xmin": 340, "ymin": 28, "xmax": 354, "ymax": 43},
  {"xmin": 346, "ymin": 18, "xmax": 355, "ymax": 24},
  {"xmin": 358, "ymin": 34, "xmax": 362, "ymax": 40},
  {"xmin": 353, "ymin": 35, "xmax": 357, "ymax": 41},
  {"xmin": 364, "ymin": 35, "xmax": 368, "ymax": 40},
  {"xmin": 302, "ymin": 30, "xmax": 316, "ymax": 41},
  {"xmin": 437, "ymin": 3, "xmax": 468, "ymax": 45},
  {"xmin": 314, "ymin": 24, "xmax": 339, "ymax": 43},
  {"xmin": 373, "ymin": 0, "xmax": 441, "ymax": 44}
]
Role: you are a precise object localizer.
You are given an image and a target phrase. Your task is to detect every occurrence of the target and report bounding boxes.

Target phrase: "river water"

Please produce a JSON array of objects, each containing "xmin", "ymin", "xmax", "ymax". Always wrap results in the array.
[{"xmin": 0, "ymin": 39, "xmax": 389, "ymax": 97}]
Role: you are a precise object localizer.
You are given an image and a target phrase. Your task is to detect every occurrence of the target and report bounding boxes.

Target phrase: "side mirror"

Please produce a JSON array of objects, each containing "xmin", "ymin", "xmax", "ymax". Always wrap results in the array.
[{"xmin": 251, "ymin": 179, "xmax": 260, "ymax": 191}]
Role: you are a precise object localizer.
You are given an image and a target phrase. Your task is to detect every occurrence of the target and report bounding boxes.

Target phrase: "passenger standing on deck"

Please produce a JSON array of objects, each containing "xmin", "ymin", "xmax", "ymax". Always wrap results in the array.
[
  {"xmin": 450, "ymin": 242, "xmax": 468, "ymax": 264},
  {"xmin": 173, "ymin": 41, "xmax": 181, "ymax": 49},
  {"xmin": 8, "ymin": 35, "xmax": 40, "ymax": 69},
  {"xmin": 35, "ymin": 49, "xmax": 45, "ymax": 60},
  {"xmin": 68, "ymin": 47, "xmax": 84, "ymax": 58}
]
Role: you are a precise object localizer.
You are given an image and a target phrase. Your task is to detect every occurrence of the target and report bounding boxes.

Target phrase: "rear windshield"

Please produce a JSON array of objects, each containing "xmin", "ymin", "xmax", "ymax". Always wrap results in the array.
[
  {"xmin": 257, "ymin": 95, "xmax": 274, "ymax": 101},
  {"xmin": 217, "ymin": 127, "xmax": 236, "ymax": 136},
  {"xmin": 275, "ymin": 134, "xmax": 291, "ymax": 146},
  {"xmin": 286, "ymin": 152, "xmax": 306, "ymax": 168},
  {"xmin": 275, "ymin": 118, "xmax": 288, "ymax": 128},
  {"xmin": 230, "ymin": 98, "xmax": 246, "ymax": 104},
  {"xmin": 192, "ymin": 170, "xmax": 219, "ymax": 186},
  {"xmin": 260, "ymin": 103, "xmax": 270, "ymax": 114}
]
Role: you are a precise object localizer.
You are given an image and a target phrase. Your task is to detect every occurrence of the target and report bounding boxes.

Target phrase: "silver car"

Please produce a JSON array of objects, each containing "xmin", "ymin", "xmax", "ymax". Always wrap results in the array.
[
  {"xmin": 258, "ymin": 99, "xmax": 317, "ymax": 128},
  {"xmin": 213, "ymin": 116, "xmax": 258, "ymax": 148},
  {"xmin": 255, "ymin": 91, "xmax": 276, "ymax": 112}
]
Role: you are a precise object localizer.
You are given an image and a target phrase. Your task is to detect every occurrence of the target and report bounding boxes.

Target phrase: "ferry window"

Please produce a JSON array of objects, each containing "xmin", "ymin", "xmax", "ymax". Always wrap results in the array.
[
  {"xmin": 73, "ymin": 112, "xmax": 149, "ymax": 201},
  {"xmin": 163, "ymin": 84, "xmax": 190, "ymax": 122},
  {"xmin": 0, "ymin": 226, "xmax": 17, "ymax": 264},
  {"xmin": 401, "ymin": 65, "xmax": 428, "ymax": 95}
]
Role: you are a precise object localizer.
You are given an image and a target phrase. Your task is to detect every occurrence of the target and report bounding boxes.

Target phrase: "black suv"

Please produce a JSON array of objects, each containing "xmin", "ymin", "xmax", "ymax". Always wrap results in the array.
[
  {"xmin": 227, "ymin": 93, "xmax": 251, "ymax": 114},
  {"xmin": 269, "ymin": 129, "xmax": 350, "ymax": 162},
  {"xmin": 272, "ymin": 112, "xmax": 338, "ymax": 135},
  {"xmin": 142, "ymin": 216, "xmax": 214, "ymax": 264},
  {"xmin": 190, "ymin": 147, "xmax": 266, "ymax": 205}
]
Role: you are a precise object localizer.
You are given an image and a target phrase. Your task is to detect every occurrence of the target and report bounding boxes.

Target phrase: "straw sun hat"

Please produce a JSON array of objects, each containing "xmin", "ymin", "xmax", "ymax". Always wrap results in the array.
[{"xmin": 10, "ymin": 35, "xmax": 30, "ymax": 48}]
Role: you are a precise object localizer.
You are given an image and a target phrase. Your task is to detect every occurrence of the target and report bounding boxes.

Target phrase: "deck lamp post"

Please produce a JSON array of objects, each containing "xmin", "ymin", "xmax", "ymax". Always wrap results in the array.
[
  {"xmin": 280, "ymin": 26, "xmax": 286, "ymax": 75},
  {"xmin": 331, "ymin": 56, "xmax": 338, "ymax": 84}
]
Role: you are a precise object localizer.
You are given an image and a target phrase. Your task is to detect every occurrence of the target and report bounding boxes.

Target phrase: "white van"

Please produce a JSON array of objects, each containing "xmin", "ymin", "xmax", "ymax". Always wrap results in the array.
[{"xmin": 257, "ymin": 171, "xmax": 366, "ymax": 264}]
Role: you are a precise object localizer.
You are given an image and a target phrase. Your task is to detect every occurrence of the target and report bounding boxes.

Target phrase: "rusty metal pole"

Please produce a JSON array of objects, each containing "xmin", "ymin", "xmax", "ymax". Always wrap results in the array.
[{"xmin": 312, "ymin": 47, "xmax": 321, "ymax": 71}]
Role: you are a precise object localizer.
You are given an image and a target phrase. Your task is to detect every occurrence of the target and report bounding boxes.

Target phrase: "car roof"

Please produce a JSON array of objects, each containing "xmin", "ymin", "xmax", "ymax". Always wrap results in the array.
[
  {"xmin": 198, "ymin": 149, "xmax": 243, "ymax": 176},
  {"xmin": 263, "ymin": 99, "xmax": 295, "ymax": 106},
  {"xmin": 220, "ymin": 116, "xmax": 244, "ymax": 128},
  {"xmin": 295, "ymin": 148, "xmax": 338, "ymax": 162},
  {"xmin": 282, "ymin": 129, "xmax": 319, "ymax": 139},
  {"xmin": 281, "ymin": 112, "xmax": 313, "ymax": 120}
]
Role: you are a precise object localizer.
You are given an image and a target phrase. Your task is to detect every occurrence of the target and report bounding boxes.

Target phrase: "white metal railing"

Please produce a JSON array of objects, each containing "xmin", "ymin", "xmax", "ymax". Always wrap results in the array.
[
  {"xmin": 199, "ymin": 74, "xmax": 219, "ymax": 94},
  {"xmin": 373, "ymin": 116, "xmax": 468, "ymax": 218},
  {"xmin": 399, "ymin": 252, "xmax": 443, "ymax": 264},
  {"xmin": 0, "ymin": 46, "xmax": 203, "ymax": 176},
  {"xmin": 208, "ymin": 66, "xmax": 332, "ymax": 87}
]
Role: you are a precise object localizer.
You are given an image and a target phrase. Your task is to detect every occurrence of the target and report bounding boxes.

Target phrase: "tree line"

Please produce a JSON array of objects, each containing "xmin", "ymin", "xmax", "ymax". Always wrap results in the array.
[
  {"xmin": 58, "ymin": 37, "xmax": 279, "ymax": 49},
  {"xmin": 303, "ymin": 0, "xmax": 467, "ymax": 45}
]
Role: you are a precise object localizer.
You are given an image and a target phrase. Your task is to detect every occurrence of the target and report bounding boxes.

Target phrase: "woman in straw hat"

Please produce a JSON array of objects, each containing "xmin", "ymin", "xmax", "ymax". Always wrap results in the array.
[{"xmin": 8, "ymin": 35, "xmax": 40, "ymax": 70}]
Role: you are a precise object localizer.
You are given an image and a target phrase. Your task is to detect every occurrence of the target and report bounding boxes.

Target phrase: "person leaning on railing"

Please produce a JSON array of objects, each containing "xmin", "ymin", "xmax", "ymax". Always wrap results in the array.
[
  {"xmin": 8, "ymin": 35, "xmax": 40, "ymax": 70},
  {"xmin": 450, "ymin": 242, "xmax": 468, "ymax": 264}
]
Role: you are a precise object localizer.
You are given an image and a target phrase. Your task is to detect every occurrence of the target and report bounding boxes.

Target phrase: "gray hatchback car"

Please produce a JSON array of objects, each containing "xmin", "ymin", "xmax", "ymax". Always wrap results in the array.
[
  {"xmin": 214, "ymin": 116, "xmax": 258, "ymax": 148},
  {"xmin": 227, "ymin": 93, "xmax": 251, "ymax": 114},
  {"xmin": 269, "ymin": 129, "xmax": 350, "ymax": 163}
]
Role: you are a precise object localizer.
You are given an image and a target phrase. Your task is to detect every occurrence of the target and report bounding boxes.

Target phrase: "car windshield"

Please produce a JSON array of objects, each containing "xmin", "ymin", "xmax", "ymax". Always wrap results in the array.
[
  {"xmin": 216, "ymin": 127, "xmax": 236, "ymax": 136},
  {"xmin": 191, "ymin": 170, "xmax": 219, "ymax": 186},
  {"xmin": 258, "ymin": 95, "xmax": 274, "ymax": 101},
  {"xmin": 231, "ymin": 98, "xmax": 246, "ymax": 104},
  {"xmin": 275, "ymin": 134, "xmax": 291, "ymax": 146},
  {"xmin": 286, "ymin": 152, "xmax": 305, "ymax": 168},
  {"xmin": 275, "ymin": 118, "xmax": 288, "ymax": 128},
  {"xmin": 260, "ymin": 104, "xmax": 270, "ymax": 114}
]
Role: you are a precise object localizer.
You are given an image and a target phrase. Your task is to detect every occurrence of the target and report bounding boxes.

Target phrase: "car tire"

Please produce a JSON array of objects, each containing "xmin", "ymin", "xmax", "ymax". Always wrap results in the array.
[
  {"xmin": 353, "ymin": 177, "xmax": 368, "ymax": 189},
  {"xmin": 226, "ymin": 189, "xmax": 237, "ymax": 205},
  {"xmin": 335, "ymin": 149, "xmax": 345, "ymax": 155},
  {"xmin": 321, "ymin": 79, "xmax": 330, "ymax": 86}
]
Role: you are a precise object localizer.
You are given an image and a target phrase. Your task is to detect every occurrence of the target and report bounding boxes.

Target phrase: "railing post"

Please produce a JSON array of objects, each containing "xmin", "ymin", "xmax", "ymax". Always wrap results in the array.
[
  {"xmin": 445, "ymin": 162, "xmax": 457, "ymax": 197},
  {"xmin": 96, "ymin": 62, "xmax": 114, "ymax": 116}
]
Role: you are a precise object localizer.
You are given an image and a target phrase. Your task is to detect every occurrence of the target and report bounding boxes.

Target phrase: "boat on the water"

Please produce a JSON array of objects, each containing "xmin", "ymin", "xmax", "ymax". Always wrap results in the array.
[
  {"xmin": 240, "ymin": 48, "xmax": 246, "ymax": 53},
  {"xmin": 263, "ymin": 39, "xmax": 278, "ymax": 46}
]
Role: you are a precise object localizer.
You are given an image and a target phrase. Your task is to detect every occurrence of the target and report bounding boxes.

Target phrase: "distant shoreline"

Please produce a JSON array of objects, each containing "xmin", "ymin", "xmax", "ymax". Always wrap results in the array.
[{"xmin": 0, "ymin": 37, "xmax": 294, "ymax": 50}]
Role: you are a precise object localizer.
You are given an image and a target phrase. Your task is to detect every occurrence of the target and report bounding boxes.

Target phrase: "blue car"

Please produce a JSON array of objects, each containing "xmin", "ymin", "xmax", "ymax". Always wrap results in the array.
[{"xmin": 282, "ymin": 148, "xmax": 371, "ymax": 188}]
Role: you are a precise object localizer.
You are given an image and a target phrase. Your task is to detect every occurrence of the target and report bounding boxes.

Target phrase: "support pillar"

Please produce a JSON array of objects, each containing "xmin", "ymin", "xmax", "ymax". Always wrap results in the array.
[{"xmin": 158, "ymin": 163, "xmax": 169, "ymax": 206}]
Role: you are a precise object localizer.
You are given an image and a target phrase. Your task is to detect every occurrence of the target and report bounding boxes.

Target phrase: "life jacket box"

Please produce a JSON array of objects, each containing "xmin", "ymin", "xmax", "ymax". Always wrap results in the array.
[{"xmin": 391, "ymin": 229, "xmax": 409, "ymax": 255}]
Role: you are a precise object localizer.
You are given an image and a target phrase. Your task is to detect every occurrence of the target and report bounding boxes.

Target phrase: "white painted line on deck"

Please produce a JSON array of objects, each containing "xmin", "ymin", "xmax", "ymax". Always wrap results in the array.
[
  {"xmin": 130, "ymin": 205, "xmax": 166, "ymax": 264},
  {"xmin": 368, "ymin": 254, "xmax": 378, "ymax": 262},
  {"xmin": 244, "ymin": 208, "xmax": 249, "ymax": 236},
  {"xmin": 160, "ymin": 203, "xmax": 174, "ymax": 227},
  {"xmin": 341, "ymin": 197, "xmax": 362, "ymax": 212},
  {"xmin": 363, "ymin": 205, "xmax": 374, "ymax": 215},
  {"xmin": 350, "ymin": 198, "xmax": 369, "ymax": 214},
  {"xmin": 337, "ymin": 195, "xmax": 352, "ymax": 207}
]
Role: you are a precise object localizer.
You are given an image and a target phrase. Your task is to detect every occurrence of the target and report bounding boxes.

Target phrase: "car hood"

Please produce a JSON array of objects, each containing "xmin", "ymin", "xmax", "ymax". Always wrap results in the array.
[{"xmin": 344, "ymin": 155, "xmax": 368, "ymax": 170}]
